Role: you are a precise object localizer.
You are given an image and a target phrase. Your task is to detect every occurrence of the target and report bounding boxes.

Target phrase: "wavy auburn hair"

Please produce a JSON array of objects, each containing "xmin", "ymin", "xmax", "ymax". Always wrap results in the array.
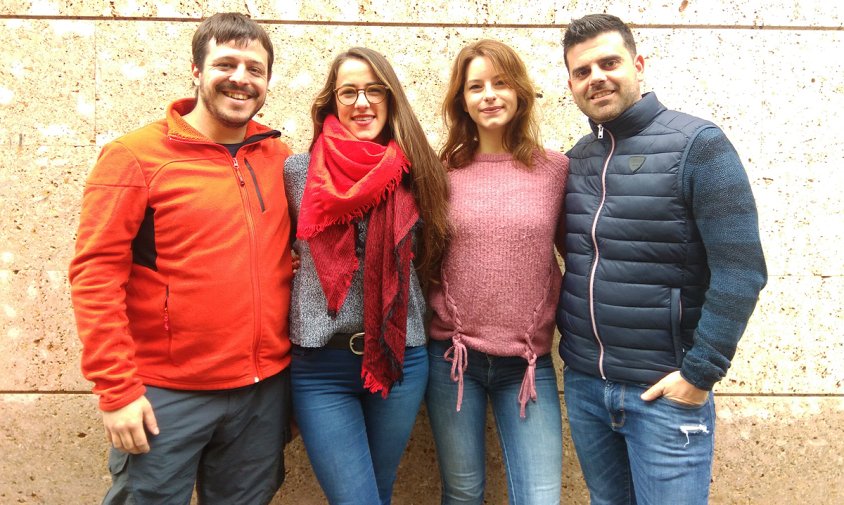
[
  {"xmin": 308, "ymin": 47, "xmax": 450, "ymax": 288},
  {"xmin": 440, "ymin": 39, "xmax": 544, "ymax": 170}
]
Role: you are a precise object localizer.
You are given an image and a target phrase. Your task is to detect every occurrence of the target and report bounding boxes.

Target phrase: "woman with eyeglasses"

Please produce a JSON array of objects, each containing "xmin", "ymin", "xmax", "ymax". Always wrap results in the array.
[
  {"xmin": 425, "ymin": 39, "xmax": 568, "ymax": 504},
  {"xmin": 283, "ymin": 47, "xmax": 449, "ymax": 505}
]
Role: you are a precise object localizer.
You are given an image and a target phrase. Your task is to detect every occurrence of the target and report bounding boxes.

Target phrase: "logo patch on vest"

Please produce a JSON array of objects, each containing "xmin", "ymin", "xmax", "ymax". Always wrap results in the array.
[{"xmin": 629, "ymin": 155, "xmax": 646, "ymax": 173}]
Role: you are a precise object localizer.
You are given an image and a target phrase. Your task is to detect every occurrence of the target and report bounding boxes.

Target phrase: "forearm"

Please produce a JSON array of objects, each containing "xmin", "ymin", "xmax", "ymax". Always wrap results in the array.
[
  {"xmin": 680, "ymin": 129, "xmax": 768, "ymax": 389},
  {"xmin": 69, "ymin": 143, "xmax": 149, "ymax": 409}
]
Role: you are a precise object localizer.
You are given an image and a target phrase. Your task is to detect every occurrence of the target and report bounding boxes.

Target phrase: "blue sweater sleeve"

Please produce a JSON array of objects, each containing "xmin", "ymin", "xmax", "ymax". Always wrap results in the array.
[{"xmin": 680, "ymin": 128, "xmax": 767, "ymax": 390}]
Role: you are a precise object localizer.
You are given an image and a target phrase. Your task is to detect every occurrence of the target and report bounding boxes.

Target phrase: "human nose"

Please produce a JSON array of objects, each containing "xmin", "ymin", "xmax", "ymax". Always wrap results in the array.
[
  {"xmin": 589, "ymin": 65, "xmax": 607, "ymax": 85},
  {"xmin": 229, "ymin": 64, "xmax": 248, "ymax": 84},
  {"xmin": 354, "ymin": 89, "xmax": 370, "ymax": 108},
  {"xmin": 482, "ymin": 83, "xmax": 496, "ymax": 101}
]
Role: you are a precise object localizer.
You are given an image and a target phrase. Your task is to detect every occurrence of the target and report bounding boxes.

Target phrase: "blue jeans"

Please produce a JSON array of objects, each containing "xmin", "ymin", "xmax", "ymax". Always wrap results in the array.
[
  {"xmin": 291, "ymin": 345, "xmax": 428, "ymax": 505},
  {"xmin": 563, "ymin": 366, "xmax": 715, "ymax": 505},
  {"xmin": 425, "ymin": 339, "xmax": 563, "ymax": 505}
]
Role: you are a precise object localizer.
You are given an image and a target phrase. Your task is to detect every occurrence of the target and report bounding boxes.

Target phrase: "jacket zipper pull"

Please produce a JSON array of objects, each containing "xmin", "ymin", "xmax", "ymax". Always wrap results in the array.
[
  {"xmin": 232, "ymin": 158, "xmax": 246, "ymax": 187},
  {"xmin": 597, "ymin": 124, "xmax": 604, "ymax": 139},
  {"xmin": 163, "ymin": 286, "xmax": 170, "ymax": 332}
]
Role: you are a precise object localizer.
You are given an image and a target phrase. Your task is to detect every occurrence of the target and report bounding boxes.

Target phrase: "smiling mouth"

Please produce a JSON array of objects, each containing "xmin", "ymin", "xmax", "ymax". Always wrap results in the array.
[
  {"xmin": 222, "ymin": 91, "xmax": 251, "ymax": 100},
  {"xmin": 352, "ymin": 115, "xmax": 375, "ymax": 123},
  {"xmin": 590, "ymin": 90, "xmax": 614, "ymax": 100},
  {"xmin": 481, "ymin": 106, "xmax": 503, "ymax": 113}
]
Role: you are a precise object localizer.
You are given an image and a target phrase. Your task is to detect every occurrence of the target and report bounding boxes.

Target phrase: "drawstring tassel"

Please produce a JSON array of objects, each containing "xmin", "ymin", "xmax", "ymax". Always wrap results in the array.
[
  {"xmin": 445, "ymin": 337, "xmax": 468, "ymax": 412},
  {"xmin": 517, "ymin": 352, "xmax": 537, "ymax": 418}
]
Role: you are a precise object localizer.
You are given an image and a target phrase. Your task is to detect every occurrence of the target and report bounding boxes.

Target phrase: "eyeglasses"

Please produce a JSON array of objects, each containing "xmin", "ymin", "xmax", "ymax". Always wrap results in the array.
[{"xmin": 334, "ymin": 84, "xmax": 390, "ymax": 105}]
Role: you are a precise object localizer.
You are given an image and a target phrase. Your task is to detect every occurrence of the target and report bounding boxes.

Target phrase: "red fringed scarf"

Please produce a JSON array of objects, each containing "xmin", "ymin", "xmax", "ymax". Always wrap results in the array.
[{"xmin": 298, "ymin": 115, "xmax": 419, "ymax": 397}]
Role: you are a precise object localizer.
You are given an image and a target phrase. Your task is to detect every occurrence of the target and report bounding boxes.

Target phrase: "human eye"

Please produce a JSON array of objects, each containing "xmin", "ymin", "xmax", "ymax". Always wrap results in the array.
[
  {"xmin": 494, "ymin": 79, "xmax": 509, "ymax": 88},
  {"xmin": 466, "ymin": 82, "xmax": 482, "ymax": 91},
  {"xmin": 571, "ymin": 68, "xmax": 589, "ymax": 80},
  {"xmin": 602, "ymin": 58, "xmax": 620, "ymax": 70},
  {"xmin": 366, "ymin": 84, "xmax": 387, "ymax": 100},
  {"xmin": 337, "ymin": 86, "xmax": 357, "ymax": 100},
  {"xmin": 249, "ymin": 66, "xmax": 265, "ymax": 76}
]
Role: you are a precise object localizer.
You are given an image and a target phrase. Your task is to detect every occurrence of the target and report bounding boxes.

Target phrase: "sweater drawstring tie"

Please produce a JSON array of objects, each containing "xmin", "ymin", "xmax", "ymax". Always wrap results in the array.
[
  {"xmin": 444, "ymin": 335, "xmax": 468, "ymax": 412},
  {"xmin": 517, "ymin": 351, "xmax": 538, "ymax": 418}
]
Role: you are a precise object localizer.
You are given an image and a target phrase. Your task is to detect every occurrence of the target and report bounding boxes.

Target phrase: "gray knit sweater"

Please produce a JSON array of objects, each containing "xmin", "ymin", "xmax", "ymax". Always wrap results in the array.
[{"xmin": 283, "ymin": 153, "xmax": 427, "ymax": 348}]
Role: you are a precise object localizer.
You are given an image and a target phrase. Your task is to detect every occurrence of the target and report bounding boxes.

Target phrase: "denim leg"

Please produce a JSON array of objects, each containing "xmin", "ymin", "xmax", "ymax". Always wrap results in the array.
[
  {"xmin": 489, "ymin": 353, "xmax": 562, "ymax": 505},
  {"xmin": 619, "ymin": 387, "xmax": 715, "ymax": 505},
  {"xmin": 425, "ymin": 340, "xmax": 488, "ymax": 505},
  {"xmin": 363, "ymin": 345, "xmax": 429, "ymax": 505},
  {"xmin": 291, "ymin": 348, "xmax": 381, "ymax": 505},
  {"xmin": 563, "ymin": 367, "xmax": 635, "ymax": 505}
]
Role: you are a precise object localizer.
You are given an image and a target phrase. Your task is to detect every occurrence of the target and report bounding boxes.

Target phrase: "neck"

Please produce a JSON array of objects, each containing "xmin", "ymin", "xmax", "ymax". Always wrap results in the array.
[
  {"xmin": 183, "ymin": 105, "xmax": 248, "ymax": 144},
  {"xmin": 476, "ymin": 130, "xmax": 506, "ymax": 154}
]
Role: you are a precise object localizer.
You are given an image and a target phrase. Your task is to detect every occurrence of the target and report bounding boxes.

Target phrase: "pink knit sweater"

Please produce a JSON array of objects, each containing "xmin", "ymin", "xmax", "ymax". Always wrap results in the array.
[{"xmin": 428, "ymin": 150, "xmax": 569, "ymax": 416}]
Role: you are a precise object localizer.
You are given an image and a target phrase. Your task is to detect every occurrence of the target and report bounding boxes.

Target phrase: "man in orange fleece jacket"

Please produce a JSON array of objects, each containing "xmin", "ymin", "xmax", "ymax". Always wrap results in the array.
[{"xmin": 69, "ymin": 13, "xmax": 293, "ymax": 504}]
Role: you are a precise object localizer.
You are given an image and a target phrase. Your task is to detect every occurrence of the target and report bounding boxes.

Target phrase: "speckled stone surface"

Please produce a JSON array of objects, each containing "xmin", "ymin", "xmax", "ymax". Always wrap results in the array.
[
  {"xmin": 3, "ymin": 395, "xmax": 841, "ymax": 504},
  {"xmin": 0, "ymin": 394, "xmax": 106, "ymax": 505},
  {"xmin": 3, "ymin": 1, "xmax": 843, "ymax": 26},
  {"xmin": 0, "ymin": 20, "xmax": 96, "ymax": 147},
  {"xmin": 1, "ymin": 1, "xmax": 842, "ymax": 503},
  {"xmin": 725, "ymin": 276, "xmax": 844, "ymax": 395}
]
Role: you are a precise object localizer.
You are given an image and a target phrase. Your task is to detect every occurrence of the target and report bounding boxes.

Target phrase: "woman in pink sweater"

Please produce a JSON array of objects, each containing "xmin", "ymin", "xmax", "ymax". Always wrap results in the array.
[{"xmin": 426, "ymin": 40, "xmax": 568, "ymax": 504}]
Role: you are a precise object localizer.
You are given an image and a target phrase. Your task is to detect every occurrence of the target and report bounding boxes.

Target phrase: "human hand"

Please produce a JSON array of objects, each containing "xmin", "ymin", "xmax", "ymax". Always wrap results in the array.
[
  {"xmin": 102, "ymin": 395, "xmax": 159, "ymax": 454},
  {"xmin": 292, "ymin": 250, "xmax": 301, "ymax": 274},
  {"xmin": 640, "ymin": 371, "xmax": 709, "ymax": 407}
]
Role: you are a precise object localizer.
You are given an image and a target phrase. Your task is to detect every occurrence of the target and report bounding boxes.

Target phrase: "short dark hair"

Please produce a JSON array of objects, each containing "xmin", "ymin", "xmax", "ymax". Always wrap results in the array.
[
  {"xmin": 192, "ymin": 12, "xmax": 274, "ymax": 78},
  {"xmin": 563, "ymin": 14, "xmax": 637, "ymax": 70}
]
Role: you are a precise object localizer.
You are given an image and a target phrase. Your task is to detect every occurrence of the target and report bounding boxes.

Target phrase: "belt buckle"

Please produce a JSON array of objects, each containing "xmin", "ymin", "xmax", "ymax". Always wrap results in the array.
[{"xmin": 349, "ymin": 332, "xmax": 365, "ymax": 355}]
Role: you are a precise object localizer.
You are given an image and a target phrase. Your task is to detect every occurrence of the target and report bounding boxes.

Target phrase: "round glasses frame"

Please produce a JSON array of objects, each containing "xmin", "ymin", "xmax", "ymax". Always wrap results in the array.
[{"xmin": 334, "ymin": 84, "xmax": 390, "ymax": 106}]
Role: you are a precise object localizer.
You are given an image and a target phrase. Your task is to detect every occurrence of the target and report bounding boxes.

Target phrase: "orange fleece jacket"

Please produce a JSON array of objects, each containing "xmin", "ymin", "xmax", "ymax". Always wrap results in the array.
[{"xmin": 69, "ymin": 98, "xmax": 293, "ymax": 411}]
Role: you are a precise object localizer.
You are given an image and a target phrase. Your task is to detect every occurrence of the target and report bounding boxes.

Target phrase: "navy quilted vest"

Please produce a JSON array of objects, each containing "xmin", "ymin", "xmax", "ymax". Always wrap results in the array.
[{"xmin": 557, "ymin": 93, "xmax": 716, "ymax": 385}]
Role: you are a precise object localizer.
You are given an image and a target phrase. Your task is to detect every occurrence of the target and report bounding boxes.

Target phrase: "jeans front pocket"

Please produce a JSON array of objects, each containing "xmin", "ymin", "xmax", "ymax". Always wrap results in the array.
[{"xmin": 658, "ymin": 392, "xmax": 711, "ymax": 410}]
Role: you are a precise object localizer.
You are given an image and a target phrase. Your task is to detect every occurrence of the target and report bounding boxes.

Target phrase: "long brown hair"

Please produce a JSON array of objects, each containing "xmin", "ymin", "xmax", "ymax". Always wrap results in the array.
[
  {"xmin": 309, "ymin": 47, "xmax": 449, "ymax": 287},
  {"xmin": 440, "ymin": 39, "xmax": 544, "ymax": 169}
]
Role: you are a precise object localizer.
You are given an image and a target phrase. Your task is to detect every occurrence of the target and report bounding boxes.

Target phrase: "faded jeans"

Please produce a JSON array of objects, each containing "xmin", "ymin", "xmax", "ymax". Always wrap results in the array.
[
  {"xmin": 563, "ymin": 366, "xmax": 715, "ymax": 505},
  {"xmin": 426, "ymin": 339, "xmax": 563, "ymax": 505},
  {"xmin": 291, "ymin": 344, "xmax": 428, "ymax": 505}
]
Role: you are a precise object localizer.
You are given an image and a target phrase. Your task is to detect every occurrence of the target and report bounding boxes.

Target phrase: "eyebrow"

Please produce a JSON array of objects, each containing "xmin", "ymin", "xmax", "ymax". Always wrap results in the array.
[
  {"xmin": 571, "ymin": 55, "xmax": 620, "ymax": 74},
  {"xmin": 336, "ymin": 80, "xmax": 381, "ymax": 87},
  {"xmin": 211, "ymin": 55, "xmax": 266, "ymax": 68},
  {"xmin": 465, "ymin": 74, "xmax": 503, "ymax": 83}
]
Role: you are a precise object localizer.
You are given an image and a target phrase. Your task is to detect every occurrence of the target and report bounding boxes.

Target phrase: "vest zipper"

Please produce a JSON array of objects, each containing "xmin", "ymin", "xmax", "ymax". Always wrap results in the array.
[{"xmin": 589, "ymin": 127, "xmax": 613, "ymax": 380}]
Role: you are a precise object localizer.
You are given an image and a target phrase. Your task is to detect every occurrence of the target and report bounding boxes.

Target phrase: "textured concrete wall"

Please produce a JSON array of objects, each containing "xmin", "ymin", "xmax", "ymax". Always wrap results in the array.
[{"xmin": 1, "ymin": 1, "xmax": 842, "ymax": 504}]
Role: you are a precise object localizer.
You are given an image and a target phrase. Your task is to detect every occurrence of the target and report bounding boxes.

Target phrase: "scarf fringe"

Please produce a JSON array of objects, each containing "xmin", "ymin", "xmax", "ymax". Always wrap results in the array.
[{"xmin": 362, "ymin": 369, "xmax": 389, "ymax": 399}]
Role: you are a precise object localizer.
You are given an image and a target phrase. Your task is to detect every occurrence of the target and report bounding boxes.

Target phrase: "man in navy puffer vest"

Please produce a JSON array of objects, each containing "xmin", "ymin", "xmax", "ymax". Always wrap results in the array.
[{"xmin": 556, "ymin": 14, "xmax": 767, "ymax": 505}]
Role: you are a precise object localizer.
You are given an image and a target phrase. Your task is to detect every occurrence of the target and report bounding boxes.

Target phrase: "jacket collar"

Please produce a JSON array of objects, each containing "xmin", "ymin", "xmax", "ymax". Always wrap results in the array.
[
  {"xmin": 588, "ymin": 92, "xmax": 666, "ymax": 139},
  {"xmin": 165, "ymin": 97, "xmax": 279, "ymax": 144}
]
